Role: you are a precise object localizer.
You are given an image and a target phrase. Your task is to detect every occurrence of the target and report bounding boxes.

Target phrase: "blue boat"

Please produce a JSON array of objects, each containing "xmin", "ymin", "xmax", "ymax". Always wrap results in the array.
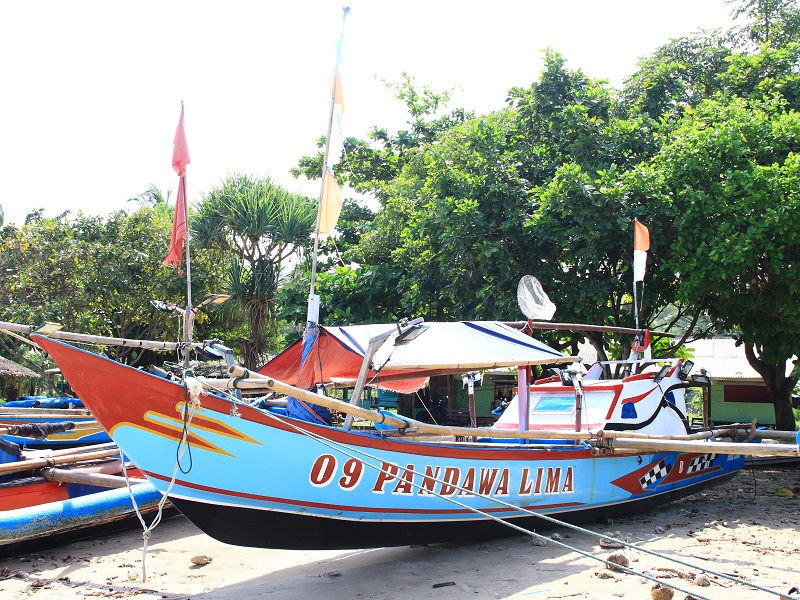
[
  {"xmin": 0, "ymin": 396, "xmax": 111, "ymax": 448},
  {"xmin": 33, "ymin": 322, "xmax": 757, "ymax": 551},
  {"xmin": 0, "ymin": 438, "xmax": 164, "ymax": 556}
]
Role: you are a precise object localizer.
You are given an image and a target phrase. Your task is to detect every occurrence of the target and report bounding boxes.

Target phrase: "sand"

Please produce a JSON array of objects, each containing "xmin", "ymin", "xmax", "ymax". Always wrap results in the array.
[{"xmin": 1, "ymin": 463, "xmax": 798, "ymax": 600}]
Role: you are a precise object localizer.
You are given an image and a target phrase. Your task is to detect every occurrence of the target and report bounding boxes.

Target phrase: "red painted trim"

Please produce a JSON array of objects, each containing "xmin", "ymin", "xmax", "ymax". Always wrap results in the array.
[
  {"xmin": 622, "ymin": 372, "xmax": 656, "ymax": 382},
  {"xmin": 145, "ymin": 470, "xmax": 583, "ymax": 516}
]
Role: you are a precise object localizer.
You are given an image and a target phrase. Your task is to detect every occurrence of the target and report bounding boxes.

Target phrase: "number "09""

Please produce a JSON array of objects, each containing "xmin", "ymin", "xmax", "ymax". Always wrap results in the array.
[{"xmin": 309, "ymin": 454, "xmax": 364, "ymax": 490}]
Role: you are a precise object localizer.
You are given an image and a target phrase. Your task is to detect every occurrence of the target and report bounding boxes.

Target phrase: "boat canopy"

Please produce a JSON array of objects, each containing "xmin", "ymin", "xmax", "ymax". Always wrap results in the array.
[{"xmin": 258, "ymin": 321, "xmax": 576, "ymax": 394}]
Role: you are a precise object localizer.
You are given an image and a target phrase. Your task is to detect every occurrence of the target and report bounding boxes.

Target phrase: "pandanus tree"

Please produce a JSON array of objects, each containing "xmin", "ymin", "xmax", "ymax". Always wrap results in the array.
[{"xmin": 192, "ymin": 174, "xmax": 317, "ymax": 368}]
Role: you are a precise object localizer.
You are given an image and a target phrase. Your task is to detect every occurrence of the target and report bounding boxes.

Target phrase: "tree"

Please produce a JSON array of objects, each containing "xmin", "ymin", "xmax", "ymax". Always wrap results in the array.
[
  {"xmin": 617, "ymin": 32, "xmax": 734, "ymax": 123},
  {"xmin": 127, "ymin": 183, "xmax": 170, "ymax": 207},
  {"xmin": 349, "ymin": 51, "xmax": 694, "ymax": 363},
  {"xmin": 0, "ymin": 206, "xmax": 225, "ymax": 368},
  {"xmin": 640, "ymin": 94, "xmax": 800, "ymax": 429},
  {"xmin": 728, "ymin": 0, "xmax": 800, "ymax": 47},
  {"xmin": 192, "ymin": 174, "xmax": 316, "ymax": 367},
  {"xmin": 292, "ymin": 73, "xmax": 473, "ymax": 204}
]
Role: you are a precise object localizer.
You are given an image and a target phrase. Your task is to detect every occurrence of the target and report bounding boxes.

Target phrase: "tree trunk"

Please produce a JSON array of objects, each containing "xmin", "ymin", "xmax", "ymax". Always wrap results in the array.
[{"xmin": 743, "ymin": 342, "xmax": 797, "ymax": 431}]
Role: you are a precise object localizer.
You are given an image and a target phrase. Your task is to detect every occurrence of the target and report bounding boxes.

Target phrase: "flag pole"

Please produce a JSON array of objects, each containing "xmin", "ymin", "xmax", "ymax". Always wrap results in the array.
[
  {"xmin": 163, "ymin": 101, "xmax": 193, "ymax": 366},
  {"xmin": 182, "ymin": 172, "xmax": 193, "ymax": 366},
  {"xmin": 307, "ymin": 5, "xmax": 350, "ymax": 326}
]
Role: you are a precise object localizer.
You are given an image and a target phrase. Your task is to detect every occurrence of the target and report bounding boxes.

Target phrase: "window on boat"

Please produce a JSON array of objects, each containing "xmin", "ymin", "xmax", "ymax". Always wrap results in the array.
[{"xmin": 532, "ymin": 395, "xmax": 575, "ymax": 411}]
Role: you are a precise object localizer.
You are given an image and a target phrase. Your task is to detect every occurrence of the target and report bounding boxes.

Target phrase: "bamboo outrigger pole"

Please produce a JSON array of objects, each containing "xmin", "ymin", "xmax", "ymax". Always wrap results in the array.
[
  {"xmin": 226, "ymin": 365, "xmax": 593, "ymax": 441},
  {"xmin": 222, "ymin": 365, "xmax": 800, "ymax": 456},
  {"xmin": 0, "ymin": 321, "xmax": 183, "ymax": 351},
  {"xmin": 0, "ymin": 447, "xmax": 123, "ymax": 477}
]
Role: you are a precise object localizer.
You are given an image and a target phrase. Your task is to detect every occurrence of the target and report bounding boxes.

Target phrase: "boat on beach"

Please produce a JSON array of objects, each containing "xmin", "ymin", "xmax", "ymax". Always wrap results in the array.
[
  {"xmin": 0, "ymin": 397, "xmax": 111, "ymax": 448},
  {"xmin": 0, "ymin": 437, "xmax": 165, "ymax": 556},
  {"xmin": 32, "ymin": 323, "xmax": 768, "ymax": 551},
  {"xmin": 12, "ymin": 8, "xmax": 796, "ymax": 557}
]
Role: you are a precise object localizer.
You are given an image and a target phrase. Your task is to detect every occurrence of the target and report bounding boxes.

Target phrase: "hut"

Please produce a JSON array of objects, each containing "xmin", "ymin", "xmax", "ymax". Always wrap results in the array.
[{"xmin": 0, "ymin": 355, "xmax": 40, "ymax": 401}]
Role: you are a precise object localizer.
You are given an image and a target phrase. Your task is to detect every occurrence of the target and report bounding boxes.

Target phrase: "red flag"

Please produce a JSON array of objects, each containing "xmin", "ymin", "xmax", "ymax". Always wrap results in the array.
[
  {"xmin": 634, "ymin": 218, "xmax": 650, "ymax": 251},
  {"xmin": 164, "ymin": 105, "xmax": 190, "ymax": 269},
  {"xmin": 172, "ymin": 104, "xmax": 190, "ymax": 176}
]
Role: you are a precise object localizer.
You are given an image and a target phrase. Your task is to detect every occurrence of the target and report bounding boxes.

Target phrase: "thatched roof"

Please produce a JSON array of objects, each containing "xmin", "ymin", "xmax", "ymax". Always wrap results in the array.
[{"xmin": 0, "ymin": 356, "xmax": 39, "ymax": 378}]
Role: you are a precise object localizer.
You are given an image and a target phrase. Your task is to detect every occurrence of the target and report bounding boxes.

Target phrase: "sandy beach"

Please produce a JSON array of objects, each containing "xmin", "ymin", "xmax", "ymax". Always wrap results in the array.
[{"xmin": 1, "ymin": 462, "xmax": 798, "ymax": 600}]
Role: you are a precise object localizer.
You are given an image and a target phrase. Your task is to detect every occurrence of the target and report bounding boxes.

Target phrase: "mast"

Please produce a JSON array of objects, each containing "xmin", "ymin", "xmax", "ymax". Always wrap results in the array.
[
  {"xmin": 307, "ymin": 6, "xmax": 350, "ymax": 326},
  {"xmin": 181, "ymin": 171, "xmax": 193, "ymax": 366}
]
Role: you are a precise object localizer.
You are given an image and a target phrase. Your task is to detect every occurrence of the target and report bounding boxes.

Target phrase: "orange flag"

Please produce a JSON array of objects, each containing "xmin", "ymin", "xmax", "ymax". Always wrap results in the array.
[
  {"xmin": 164, "ymin": 104, "xmax": 191, "ymax": 270},
  {"xmin": 318, "ymin": 170, "xmax": 343, "ymax": 235},
  {"xmin": 633, "ymin": 218, "xmax": 650, "ymax": 282}
]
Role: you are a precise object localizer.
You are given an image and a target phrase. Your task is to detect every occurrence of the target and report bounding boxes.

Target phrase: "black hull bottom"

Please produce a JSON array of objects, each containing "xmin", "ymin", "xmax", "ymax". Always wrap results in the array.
[{"xmin": 171, "ymin": 471, "xmax": 739, "ymax": 550}]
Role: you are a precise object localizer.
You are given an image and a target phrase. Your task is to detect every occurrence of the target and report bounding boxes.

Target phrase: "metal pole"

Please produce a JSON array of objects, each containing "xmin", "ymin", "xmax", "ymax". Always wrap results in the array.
[
  {"xmin": 307, "ymin": 6, "xmax": 350, "ymax": 324},
  {"xmin": 182, "ymin": 174, "xmax": 193, "ymax": 367}
]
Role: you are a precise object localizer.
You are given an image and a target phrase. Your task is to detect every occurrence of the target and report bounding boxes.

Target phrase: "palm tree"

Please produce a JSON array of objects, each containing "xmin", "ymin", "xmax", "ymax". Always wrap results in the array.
[
  {"xmin": 193, "ymin": 174, "xmax": 316, "ymax": 368},
  {"xmin": 127, "ymin": 184, "xmax": 170, "ymax": 207}
]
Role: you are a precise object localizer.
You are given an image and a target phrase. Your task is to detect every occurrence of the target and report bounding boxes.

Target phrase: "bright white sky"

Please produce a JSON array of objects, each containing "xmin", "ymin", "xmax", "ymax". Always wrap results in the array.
[{"xmin": 0, "ymin": 1, "xmax": 736, "ymax": 226}]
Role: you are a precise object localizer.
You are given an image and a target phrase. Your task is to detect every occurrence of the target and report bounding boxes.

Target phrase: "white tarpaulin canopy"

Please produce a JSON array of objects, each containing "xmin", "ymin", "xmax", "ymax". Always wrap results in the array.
[
  {"xmin": 259, "ymin": 320, "xmax": 576, "ymax": 393},
  {"xmin": 371, "ymin": 321, "xmax": 576, "ymax": 371}
]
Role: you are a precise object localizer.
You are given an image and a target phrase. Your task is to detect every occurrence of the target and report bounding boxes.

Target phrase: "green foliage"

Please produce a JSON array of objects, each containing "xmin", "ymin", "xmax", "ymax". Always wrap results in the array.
[
  {"xmin": 728, "ymin": 0, "xmax": 800, "ymax": 48},
  {"xmin": 193, "ymin": 174, "xmax": 317, "ymax": 366},
  {"xmin": 618, "ymin": 32, "xmax": 734, "ymax": 122},
  {"xmin": 0, "ymin": 205, "xmax": 226, "ymax": 366},
  {"xmin": 292, "ymin": 73, "xmax": 473, "ymax": 203},
  {"xmin": 639, "ymin": 93, "xmax": 800, "ymax": 428},
  {"xmin": 278, "ymin": 263, "xmax": 404, "ymax": 327},
  {"xmin": 127, "ymin": 183, "xmax": 170, "ymax": 207}
]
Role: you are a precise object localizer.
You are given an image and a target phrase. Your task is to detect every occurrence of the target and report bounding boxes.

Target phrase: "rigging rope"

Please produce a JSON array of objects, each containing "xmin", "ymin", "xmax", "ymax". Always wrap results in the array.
[
  {"xmin": 254, "ymin": 406, "xmax": 791, "ymax": 599},
  {"xmin": 124, "ymin": 373, "xmax": 202, "ymax": 583}
]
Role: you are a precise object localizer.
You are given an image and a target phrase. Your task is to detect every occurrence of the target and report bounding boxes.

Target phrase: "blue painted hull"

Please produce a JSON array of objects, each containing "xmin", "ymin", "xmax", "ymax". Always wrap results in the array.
[
  {"xmin": 0, "ymin": 482, "xmax": 163, "ymax": 556},
  {"xmin": 35, "ymin": 336, "xmax": 745, "ymax": 550}
]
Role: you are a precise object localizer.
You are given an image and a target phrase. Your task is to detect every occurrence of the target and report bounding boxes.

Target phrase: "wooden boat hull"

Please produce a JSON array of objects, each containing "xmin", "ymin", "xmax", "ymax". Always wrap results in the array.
[
  {"xmin": 0, "ymin": 402, "xmax": 111, "ymax": 448},
  {"xmin": 35, "ymin": 336, "xmax": 745, "ymax": 550},
  {"xmin": 0, "ymin": 482, "xmax": 163, "ymax": 556}
]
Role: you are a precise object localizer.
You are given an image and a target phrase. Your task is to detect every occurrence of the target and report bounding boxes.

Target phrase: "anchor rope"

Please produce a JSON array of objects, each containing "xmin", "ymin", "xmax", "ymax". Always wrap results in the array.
[
  {"xmin": 167, "ymin": 380, "xmax": 791, "ymax": 599},
  {"xmin": 123, "ymin": 373, "xmax": 203, "ymax": 582},
  {"xmin": 254, "ymin": 407, "xmax": 790, "ymax": 599}
]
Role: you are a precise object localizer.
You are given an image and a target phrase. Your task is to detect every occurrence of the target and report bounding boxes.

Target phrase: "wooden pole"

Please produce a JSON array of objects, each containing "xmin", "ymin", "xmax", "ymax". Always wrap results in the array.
[
  {"xmin": 221, "ymin": 367, "xmax": 800, "ymax": 456},
  {"xmin": 605, "ymin": 436, "xmax": 800, "ymax": 458},
  {"xmin": 227, "ymin": 365, "xmax": 593, "ymax": 441},
  {"xmin": 0, "ymin": 420, "xmax": 101, "ymax": 436},
  {"xmin": 1, "ymin": 322, "xmax": 183, "ymax": 350},
  {"xmin": 504, "ymin": 321, "xmax": 677, "ymax": 338},
  {"xmin": 41, "ymin": 468, "xmax": 148, "ymax": 488},
  {"xmin": 0, "ymin": 448, "xmax": 122, "ymax": 477}
]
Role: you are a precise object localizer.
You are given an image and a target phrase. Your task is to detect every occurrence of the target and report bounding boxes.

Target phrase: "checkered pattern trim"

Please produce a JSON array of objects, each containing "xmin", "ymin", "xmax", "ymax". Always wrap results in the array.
[
  {"xmin": 687, "ymin": 453, "xmax": 715, "ymax": 474},
  {"xmin": 639, "ymin": 458, "xmax": 671, "ymax": 489}
]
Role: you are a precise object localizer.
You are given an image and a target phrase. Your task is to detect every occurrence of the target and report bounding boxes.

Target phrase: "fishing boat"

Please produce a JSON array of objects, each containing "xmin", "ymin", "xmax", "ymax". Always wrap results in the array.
[
  {"xmin": 0, "ymin": 438, "xmax": 165, "ymax": 555},
  {"xmin": 24, "ymin": 6, "xmax": 800, "ymax": 552},
  {"xmin": 35, "ymin": 322, "xmax": 788, "ymax": 551},
  {"xmin": 0, "ymin": 397, "xmax": 111, "ymax": 448}
]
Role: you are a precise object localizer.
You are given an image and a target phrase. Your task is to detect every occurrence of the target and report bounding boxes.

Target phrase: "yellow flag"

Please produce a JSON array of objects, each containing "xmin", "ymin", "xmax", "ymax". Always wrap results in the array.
[
  {"xmin": 331, "ymin": 69, "xmax": 344, "ymax": 116},
  {"xmin": 319, "ymin": 171, "xmax": 343, "ymax": 234}
]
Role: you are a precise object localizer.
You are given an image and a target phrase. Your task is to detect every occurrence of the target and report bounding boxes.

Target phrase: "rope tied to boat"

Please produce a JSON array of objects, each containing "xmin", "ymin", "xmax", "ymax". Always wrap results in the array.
[
  {"xmin": 125, "ymin": 373, "xmax": 203, "ymax": 583},
  {"xmin": 259, "ymin": 407, "xmax": 790, "ymax": 600}
]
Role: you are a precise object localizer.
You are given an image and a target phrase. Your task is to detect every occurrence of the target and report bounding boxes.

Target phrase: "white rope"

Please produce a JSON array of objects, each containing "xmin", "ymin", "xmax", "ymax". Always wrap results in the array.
[
  {"xmin": 123, "ymin": 375, "xmax": 202, "ymax": 582},
  {"xmin": 261, "ymin": 409, "xmax": 790, "ymax": 599}
]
